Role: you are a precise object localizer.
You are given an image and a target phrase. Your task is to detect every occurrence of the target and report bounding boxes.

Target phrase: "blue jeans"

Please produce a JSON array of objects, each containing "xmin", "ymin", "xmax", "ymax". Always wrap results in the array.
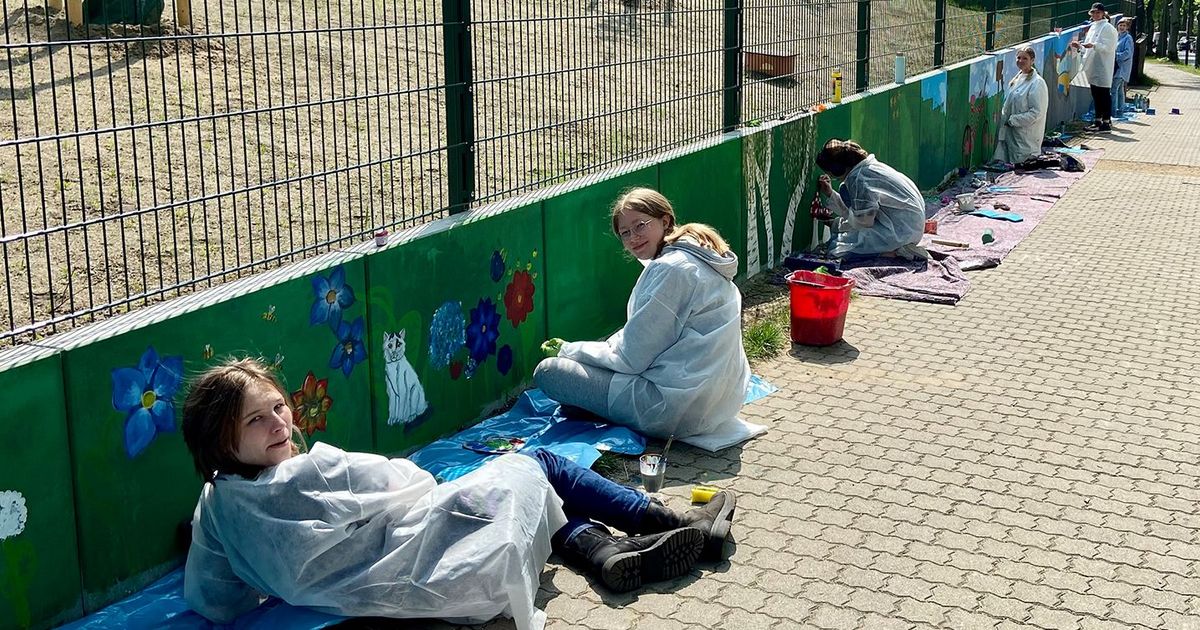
[
  {"xmin": 1111, "ymin": 77, "xmax": 1127, "ymax": 117},
  {"xmin": 521, "ymin": 449, "xmax": 649, "ymax": 545}
]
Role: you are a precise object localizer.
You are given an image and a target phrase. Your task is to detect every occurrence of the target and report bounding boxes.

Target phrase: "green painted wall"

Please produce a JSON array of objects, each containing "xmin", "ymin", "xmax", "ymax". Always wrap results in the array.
[
  {"xmin": 945, "ymin": 65, "xmax": 974, "ymax": 173},
  {"xmin": 543, "ymin": 168, "xmax": 655, "ymax": 343},
  {"xmin": 918, "ymin": 71, "xmax": 950, "ymax": 190},
  {"xmin": 61, "ymin": 256, "xmax": 373, "ymax": 609},
  {"xmin": 659, "ymin": 139, "xmax": 747, "ymax": 278},
  {"xmin": 0, "ymin": 352, "xmax": 83, "ymax": 629},
  {"xmin": 366, "ymin": 204, "xmax": 548, "ymax": 456}
]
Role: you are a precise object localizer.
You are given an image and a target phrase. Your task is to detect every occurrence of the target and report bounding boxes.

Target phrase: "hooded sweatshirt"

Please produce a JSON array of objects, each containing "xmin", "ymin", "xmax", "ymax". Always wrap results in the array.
[{"xmin": 559, "ymin": 238, "xmax": 750, "ymax": 439}]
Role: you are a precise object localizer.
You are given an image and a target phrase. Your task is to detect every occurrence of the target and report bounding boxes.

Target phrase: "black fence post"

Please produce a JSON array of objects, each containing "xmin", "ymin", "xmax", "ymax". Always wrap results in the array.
[
  {"xmin": 443, "ymin": 0, "xmax": 475, "ymax": 214},
  {"xmin": 723, "ymin": 0, "xmax": 743, "ymax": 131},
  {"xmin": 986, "ymin": 0, "xmax": 997, "ymax": 50},
  {"xmin": 1023, "ymin": 0, "xmax": 1033, "ymax": 39},
  {"xmin": 856, "ymin": 0, "xmax": 871, "ymax": 91},
  {"xmin": 935, "ymin": 0, "xmax": 947, "ymax": 66}
]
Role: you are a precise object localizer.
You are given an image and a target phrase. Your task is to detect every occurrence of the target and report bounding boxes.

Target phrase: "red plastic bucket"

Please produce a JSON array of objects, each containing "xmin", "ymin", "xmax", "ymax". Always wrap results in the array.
[{"xmin": 786, "ymin": 270, "xmax": 855, "ymax": 346}]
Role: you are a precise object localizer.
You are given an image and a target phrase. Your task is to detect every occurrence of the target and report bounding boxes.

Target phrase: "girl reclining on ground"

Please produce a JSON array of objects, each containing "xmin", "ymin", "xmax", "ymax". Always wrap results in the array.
[{"xmin": 180, "ymin": 358, "xmax": 736, "ymax": 629}]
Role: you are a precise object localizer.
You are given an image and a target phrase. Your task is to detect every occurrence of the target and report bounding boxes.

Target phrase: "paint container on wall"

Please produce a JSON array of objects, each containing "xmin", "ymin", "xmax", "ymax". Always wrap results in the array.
[
  {"xmin": 832, "ymin": 68, "xmax": 843, "ymax": 103},
  {"xmin": 894, "ymin": 53, "xmax": 906, "ymax": 83}
]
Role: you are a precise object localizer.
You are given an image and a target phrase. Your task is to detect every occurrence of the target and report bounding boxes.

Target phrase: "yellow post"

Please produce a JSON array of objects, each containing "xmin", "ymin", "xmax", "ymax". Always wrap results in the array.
[
  {"xmin": 65, "ymin": 0, "xmax": 83, "ymax": 26},
  {"xmin": 46, "ymin": 0, "xmax": 63, "ymax": 10},
  {"xmin": 176, "ymin": 0, "xmax": 191, "ymax": 27}
]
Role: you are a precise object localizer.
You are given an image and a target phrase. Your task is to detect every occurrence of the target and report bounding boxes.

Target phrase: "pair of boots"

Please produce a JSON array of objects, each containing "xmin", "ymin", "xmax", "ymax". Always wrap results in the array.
[{"xmin": 558, "ymin": 491, "xmax": 736, "ymax": 592}]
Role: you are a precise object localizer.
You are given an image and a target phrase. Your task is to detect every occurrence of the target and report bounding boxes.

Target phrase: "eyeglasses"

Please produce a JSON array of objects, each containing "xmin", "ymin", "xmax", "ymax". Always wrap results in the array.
[{"xmin": 617, "ymin": 219, "xmax": 654, "ymax": 242}]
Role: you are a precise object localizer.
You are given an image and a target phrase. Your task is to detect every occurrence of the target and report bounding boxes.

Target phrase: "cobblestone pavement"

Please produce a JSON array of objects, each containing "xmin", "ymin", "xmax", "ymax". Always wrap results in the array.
[{"xmin": 420, "ymin": 62, "xmax": 1200, "ymax": 630}]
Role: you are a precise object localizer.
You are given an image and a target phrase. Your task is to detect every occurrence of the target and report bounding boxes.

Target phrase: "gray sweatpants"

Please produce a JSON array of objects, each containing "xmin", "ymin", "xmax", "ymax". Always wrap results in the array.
[{"xmin": 533, "ymin": 357, "xmax": 614, "ymax": 418}]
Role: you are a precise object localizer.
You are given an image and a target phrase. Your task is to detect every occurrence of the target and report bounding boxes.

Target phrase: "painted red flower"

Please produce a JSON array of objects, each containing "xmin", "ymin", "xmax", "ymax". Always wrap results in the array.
[
  {"xmin": 504, "ymin": 270, "xmax": 535, "ymax": 327},
  {"xmin": 291, "ymin": 371, "xmax": 332, "ymax": 436},
  {"xmin": 450, "ymin": 360, "xmax": 463, "ymax": 380}
]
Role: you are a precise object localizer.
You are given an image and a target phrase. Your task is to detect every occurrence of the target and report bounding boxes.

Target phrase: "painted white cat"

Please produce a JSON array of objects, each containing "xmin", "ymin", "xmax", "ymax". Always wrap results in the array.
[{"xmin": 384, "ymin": 330, "xmax": 428, "ymax": 426}]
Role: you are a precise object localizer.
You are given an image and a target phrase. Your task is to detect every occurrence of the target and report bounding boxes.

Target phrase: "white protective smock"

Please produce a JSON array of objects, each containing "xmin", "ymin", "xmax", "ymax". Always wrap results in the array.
[
  {"xmin": 824, "ymin": 155, "xmax": 927, "ymax": 258},
  {"xmin": 994, "ymin": 70, "xmax": 1050, "ymax": 164},
  {"xmin": 184, "ymin": 443, "xmax": 567, "ymax": 630},
  {"xmin": 1071, "ymin": 19, "xmax": 1118, "ymax": 89},
  {"xmin": 558, "ymin": 239, "xmax": 750, "ymax": 440}
]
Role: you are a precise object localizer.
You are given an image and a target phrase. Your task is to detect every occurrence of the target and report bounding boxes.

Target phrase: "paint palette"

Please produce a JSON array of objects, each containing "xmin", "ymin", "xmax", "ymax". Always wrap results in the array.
[{"xmin": 462, "ymin": 436, "xmax": 526, "ymax": 455}]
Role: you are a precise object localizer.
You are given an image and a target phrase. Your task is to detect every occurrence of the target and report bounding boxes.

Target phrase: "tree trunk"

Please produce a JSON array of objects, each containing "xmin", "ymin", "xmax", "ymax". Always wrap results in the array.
[{"xmin": 1168, "ymin": 0, "xmax": 1180, "ymax": 62}]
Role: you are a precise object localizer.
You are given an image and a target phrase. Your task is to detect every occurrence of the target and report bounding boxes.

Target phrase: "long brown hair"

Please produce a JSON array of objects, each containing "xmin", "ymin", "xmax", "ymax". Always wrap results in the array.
[
  {"xmin": 182, "ymin": 358, "xmax": 305, "ymax": 481},
  {"xmin": 815, "ymin": 139, "xmax": 869, "ymax": 178},
  {"xmin": 610, "ymin": 187, "xmax": 731, "ymax": 256}
]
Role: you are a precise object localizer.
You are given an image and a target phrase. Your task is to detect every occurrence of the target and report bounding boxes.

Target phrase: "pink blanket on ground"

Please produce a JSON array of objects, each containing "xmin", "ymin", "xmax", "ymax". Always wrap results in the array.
[{"xmin": 924, "ymin": 149, "xmax": 1103, "ymax": 270}]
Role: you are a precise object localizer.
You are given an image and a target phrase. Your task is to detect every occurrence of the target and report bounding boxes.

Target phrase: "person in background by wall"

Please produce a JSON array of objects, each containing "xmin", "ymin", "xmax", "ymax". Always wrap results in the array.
[
  {"xmin": 535, "ymin": 188, "xmax": 750, "ymax": 442},
  {"xmin": 994, "ymin": 46, "xmax": 1049, "ymax": 164},
  {"xmin": 814, "ymin": 139, "xmax": 929, "ymax": 261},
  {"xmin": 1070, "ymin": 3, "xmax": 1119, "ymax": 131},
  {"xmin": 180, "ymin": 359, "xmax": 737, "ymax": 627},
  {"xmin": 1112, "ymin": 17, "xmax": 1135, "ymax": 116}
]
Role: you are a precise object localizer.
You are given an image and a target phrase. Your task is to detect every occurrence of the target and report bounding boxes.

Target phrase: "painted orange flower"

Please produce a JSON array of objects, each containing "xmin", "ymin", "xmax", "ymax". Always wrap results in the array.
[
  {"xmin": 291, "ymin": 371, "xmax": 333, "ymax": 436},
  {"xmin": 504, "ymin": 270, "xmax": 536, "ymax": 327}
]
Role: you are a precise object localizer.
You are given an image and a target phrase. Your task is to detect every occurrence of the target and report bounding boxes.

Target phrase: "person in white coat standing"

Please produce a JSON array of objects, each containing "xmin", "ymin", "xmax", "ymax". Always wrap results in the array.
[
  {"xmin": 1070, "ymin": 2, "xmax": 1119, "ymax": 131},
  {"xmin": 994, "ymin": 46, "xmax": 1049, "ymax": 164},
  {"xmin": 535, "ymin": 188, "xmax": 750, "ymax": 442}
]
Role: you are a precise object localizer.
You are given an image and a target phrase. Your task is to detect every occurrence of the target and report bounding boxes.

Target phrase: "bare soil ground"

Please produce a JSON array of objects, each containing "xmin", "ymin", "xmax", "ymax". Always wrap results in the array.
[{"xmin": 0, "ymin": 0, "xmax": 993, "ymax": 346}]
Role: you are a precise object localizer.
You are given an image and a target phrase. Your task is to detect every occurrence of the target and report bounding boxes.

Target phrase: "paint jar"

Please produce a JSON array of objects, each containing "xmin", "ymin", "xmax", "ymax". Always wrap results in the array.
[
  {"xmin": 374, "ymin": 229, "xmax": 389, "ymax": 247},
  {"xmin": 639, "ymin": 454, "xmax": 666, "ymax": 494},
  {"xmin": 955, "ymin": 193, "xmax": 976, "ymax": 213},
  {"xmin": 924, "ymin": 219, "xmax": 939, "ymax": 234},
  {"xmin": 894, "ymin": 53, "xmax": 906, "ymax": 83},
  {"xmin": 832, "ymin": 68, "xmax": 843, "ymax": 103},
  {"xmin": 691, "ymin": 485, "xmax": 720, "ymax": 504},
  {"xmin": 982, "ymin": 229, "xmax": 995, "ymax": 244}
]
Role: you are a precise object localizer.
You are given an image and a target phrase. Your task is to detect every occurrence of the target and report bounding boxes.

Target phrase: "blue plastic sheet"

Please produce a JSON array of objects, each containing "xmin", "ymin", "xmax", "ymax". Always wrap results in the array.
[
  {"xmin": 408, "ymin": 389, "xmax": 647, "ymax": 483},
  {"xmin": 745, "ymin": 374, "xmax": 778, "ymax": 404},
  {"xmin": 60, "ymin": 568, "xmax": 342, "ymax": 629}
]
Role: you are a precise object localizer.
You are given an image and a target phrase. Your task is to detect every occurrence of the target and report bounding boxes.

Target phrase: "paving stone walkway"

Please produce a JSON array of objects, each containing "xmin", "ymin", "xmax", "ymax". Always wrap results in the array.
[{"xmin": 423, "ymin": 61, "xmax": 1200, "ymax": 630}]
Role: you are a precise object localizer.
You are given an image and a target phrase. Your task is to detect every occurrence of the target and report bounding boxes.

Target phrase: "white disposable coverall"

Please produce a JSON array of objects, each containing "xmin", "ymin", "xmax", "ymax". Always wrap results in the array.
[
  {"xmin": 558, "ymin": 239, "xmax": 750, "ymax": 440},
  {"xmin": 823, "ymin": 155, "xmax": 927, "ymax": 258},
  {"xmin": 1071, "ymin": 19, "xmax": 1118, "ymax": 89},
  {"xmin": 994, "ymin": 71, "xmax": 1050, "ymax": 164},
  {"xmin": 184, "ymin": 444, "xmax": 567, "ymax": 630}
]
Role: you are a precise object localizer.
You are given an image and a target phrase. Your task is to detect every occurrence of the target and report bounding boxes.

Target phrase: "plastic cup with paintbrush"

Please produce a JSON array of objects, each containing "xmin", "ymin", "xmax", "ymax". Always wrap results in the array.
[{"xmin": 639, "ymin": 435, "xmax": 674, "ymax": 494}]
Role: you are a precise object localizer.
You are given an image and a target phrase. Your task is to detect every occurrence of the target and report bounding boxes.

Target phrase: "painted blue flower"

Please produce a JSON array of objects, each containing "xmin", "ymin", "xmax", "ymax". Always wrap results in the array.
[
  {"xmin": 489, "ymin": 250, "xmax": 505, "ymax": 282},
  {"xmin": 466, "ymin": 298, "xmax": 501, "ymax": 363},
  {"xmin": 329, "ymin": 316, "xmax": 368, "ymax": 377},
  {"xmin": 111, "ymin": 346, "xmax": 184, "ymax": 458},
  {"xmin": 310, "ymin": 265, "xmax": 356, "ymax": 328},
  {"xmin": 497, "ymin": 345, "xmax": 513, "ymax": 375},
  {"xmin": 428, "ymin": 301, "xmax": 466, "ymax": 371}
]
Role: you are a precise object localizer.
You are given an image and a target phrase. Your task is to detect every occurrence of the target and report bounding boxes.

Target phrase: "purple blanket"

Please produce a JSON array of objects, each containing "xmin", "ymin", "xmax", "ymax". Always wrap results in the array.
[
  {"xmin": 925, "ymin": 150, "xmax": 1103, "ymax": 270},
  {"xmin": 840, "ymin": 251, "xmax": 970, "ymax": 306}
]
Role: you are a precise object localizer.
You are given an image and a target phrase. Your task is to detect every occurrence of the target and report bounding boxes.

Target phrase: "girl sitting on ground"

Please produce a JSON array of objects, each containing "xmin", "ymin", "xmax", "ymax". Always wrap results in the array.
[
  {"xmin": 814, "ymin": 139, "xmax": 929, "ymax": 261},
  {"xmin": 534, "ymin": 187, "xmax": 750, "ymax": 441},
  {"xmin": 181, "ymin": 358, "xmax": 736, "ymax": 629}
]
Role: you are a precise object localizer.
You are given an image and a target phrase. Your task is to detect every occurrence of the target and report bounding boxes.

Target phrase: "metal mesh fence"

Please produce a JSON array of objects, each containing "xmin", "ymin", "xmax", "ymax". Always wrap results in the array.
[
  {"xmin": 471, "ymin": 2, "xmax": 724, "ymax": 201},
  {"xmin": 1, "ymin": 0, "xmax": 447, "ymax": 345},
  {"xmin": 0, "ymin": 0, "xmax": 1133, "ymax": 346}
]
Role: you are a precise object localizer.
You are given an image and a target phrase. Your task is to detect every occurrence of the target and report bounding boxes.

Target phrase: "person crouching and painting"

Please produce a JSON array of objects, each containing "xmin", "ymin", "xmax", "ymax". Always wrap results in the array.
[{"xmin": 813, "ymin": 139, "xmax": 929, "ymax": 261}]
